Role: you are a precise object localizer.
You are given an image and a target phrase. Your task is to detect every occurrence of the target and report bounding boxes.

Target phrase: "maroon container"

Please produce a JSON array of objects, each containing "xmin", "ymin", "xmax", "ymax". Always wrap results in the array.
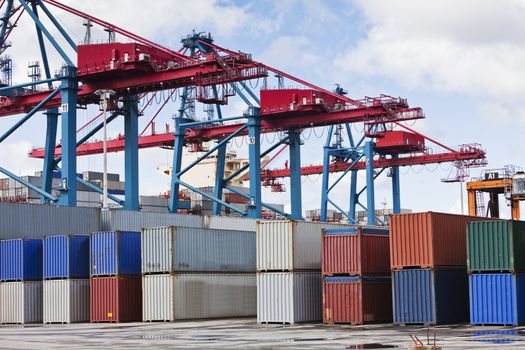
[
  {"xmin": 323, "ymin": 276, "xmax": 392, "ymax": 324},
  {"xmin": 390, "ymin": 212, "xmax": 487, "ymax": 270},
  {"xmin": 322, "ymin": 227, "xmax": 390, "ymax": 276},
  {"xmin": 90, "ymin": 276, "xmax": 142, "ymax": 323}
]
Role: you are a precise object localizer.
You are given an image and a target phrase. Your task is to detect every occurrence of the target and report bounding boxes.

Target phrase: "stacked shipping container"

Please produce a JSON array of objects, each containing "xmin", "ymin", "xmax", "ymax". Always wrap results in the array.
[
  {"xmin": 256, "ymin": 220, "xmax": 345, "ymax": 324},
  {"xmin": 90, "ymin": 231, "xmax": 142, "ymax": 322},
  {"xmin": 321, "ymin": 227, "xmax": 391, "ymax": 325},
  {"xmin": 389, "ymin": 212, "xmax": 480, "ymax": 325},
  {"xmin": 467, "ymin": 220, "xmax": 525, "ymax": 325},
  {"xmin": 141, "ymin": 226, "xmax": 256, "ymax": 321},
  {"xmin": 43, "ymin": 235, "xmax": 90, "ymax": 323},
  {"xmin": 0, "ymin": 239, "xmax": 43, "ymax": 323}
]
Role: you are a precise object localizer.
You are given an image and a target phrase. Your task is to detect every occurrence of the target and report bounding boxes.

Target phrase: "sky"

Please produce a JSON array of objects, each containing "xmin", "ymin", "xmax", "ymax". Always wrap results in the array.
[{"xmin": 1, "ymin": 0, "xmax": 524, "ymax": 217}]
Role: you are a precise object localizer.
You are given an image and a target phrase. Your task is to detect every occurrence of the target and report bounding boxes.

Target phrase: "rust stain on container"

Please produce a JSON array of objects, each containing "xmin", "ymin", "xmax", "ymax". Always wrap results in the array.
[
  {"xmin": 322, "ymin": 227, "xmax": 390, "ymax": 276},
  {"xmin": 90, "ymin": 276, "xmax": 142, "ymax": 323},
  {"xmin": 390, "ymin": 212, "xmax": 486, "ymax": 269},
  {"xmin": 322, "ymin": 276, "xmax": 392, "ymax": 325}
]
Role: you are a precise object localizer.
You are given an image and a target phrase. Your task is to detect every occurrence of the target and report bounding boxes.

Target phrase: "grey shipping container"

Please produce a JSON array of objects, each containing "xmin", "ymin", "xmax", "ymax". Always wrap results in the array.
[
  {"xmin": 141, "ymin": 226, "xmax": 255, "ymax": 274},
  {"xmin": 256, "ymin": 220, "xmax": 347, "ymax": 271},
  {"xmin": 0, "ymin": 202, "xmax": 100, "ymax": 239},
  {"xmin": 257, "ymin": 271, "xmax": 322, "ymax": 324},
  {"xmin": 101, "ymin": 209, "xmax": 203, "ymax": 232},
  {"xmin": 142, "ymin": 273, "xmax": 256, "ymax": 321},
  {"xmin": 0, "ymin": 281, "xmax": 43, "ymax": 324},
  {"xmin": 204, "ymin": 215, "xmax": 257, "ymax": 232},
  {"xmin": 43, "ymin": 279, "xmax": 89, "ymax": 324}
]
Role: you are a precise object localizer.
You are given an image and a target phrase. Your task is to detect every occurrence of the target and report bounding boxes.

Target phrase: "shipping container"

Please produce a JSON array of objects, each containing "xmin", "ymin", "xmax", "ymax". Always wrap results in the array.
[
  {"xmin": 257, "ymin": 272, "xmax": 322, "ymax": 324},
  {"xmin": 392, "ymin": 268, "xmax": 469, "ymax": 325},
  {"xmin": 0, "ymin": 202, "xmax": 100, "ymax": 239},
  {"xmin": 257, "ymin": 220, "xmax": 346, "ymax": 271},
  {"xmin": 323, "ymin": 276, "xmax": 392, "ymax": 324},
  {"xmin": 101, "ymin": 209, "xmax": 203, "ymax": 232},
  {"xmin": 322, "ymin": 227, "xmax": 390, "ymax": 276},
  {"xmin": 142, "ymin": 273, "xmax": 256, "ymax": 321},
  {"xmin": 469, "ymin": 273, "xmax": 525, "ymax": 326},
  {"xmin": 467, "ymin": 220, "xmax": 525, "ymax": 273},
  {"xmin": 43, "ymin": 279, "xmax": 89, "ymax": 323},
  {"xmin": 90, "ymin": 276, "xmax": 142, "ymax": 322},
  {"xmin": 0, "ymin": 281, "xmax": 43, "ymax": 324},
  {"xmin": 44, "ymin": 235, "xmax": 90, "ymax": 279},
  {"xmin": 390, "ymin": 212, "xmax": 485, "ymax": 269},
  {"xmin": 90, "ymin": 231, "xmax": 141, "ymax": 276},
  {"xmin": 141, "ymin": 226, "xmax": 255, "ymax": 274},
  {"xmin": 203, "ymin": 215, "xmax": 257, "ymax": 232},
  {"xmin": 0, "ymin": 239, "xmax": 42, "ymax": 281}
]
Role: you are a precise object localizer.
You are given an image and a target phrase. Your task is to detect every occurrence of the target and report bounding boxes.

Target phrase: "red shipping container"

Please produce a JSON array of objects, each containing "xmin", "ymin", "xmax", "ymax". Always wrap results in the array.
[
  {"xmin": 390, "ymin": 212, "xmax": 487, "ymax": 270},
  {"xmin": 322, "ymin": 227, "xmax": 390, "ymax": 276},
  {"xmin": 90, "ymin": 276, "xmax": 142, "ymax": 323},
  {"xmin": 323, "ymin": 276, "xmax": 392, "ymax": 324}
]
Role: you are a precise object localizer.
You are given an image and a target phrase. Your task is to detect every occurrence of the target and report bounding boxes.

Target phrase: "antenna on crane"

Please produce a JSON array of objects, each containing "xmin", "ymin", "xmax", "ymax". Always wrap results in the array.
[
  {"xmin": 104, "ymin": 27, "xmax": 116, "ymax": 43},
  {"xmin": 83, "ymin": 19, "xmax": 93, "ymax": 44}
]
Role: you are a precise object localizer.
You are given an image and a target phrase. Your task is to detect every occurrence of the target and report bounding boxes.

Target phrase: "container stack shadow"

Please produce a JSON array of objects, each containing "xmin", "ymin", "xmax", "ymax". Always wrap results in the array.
[
  {"xmin": 321, "ymin": 227, "xmax": 391, "ymax": 325},
  {"xmin": 141, "ymin": 226, "xmax": 257, "ymax": 322},
  {"xmin": 43, "ymin": 234, "xmax": 90, "ymax": 324},
  {"xmin": 90, "ymin": 230, "xmax": 142, "ymax": 323},
  {"xmin": 468, "ymin": 220, "xmax": 525, "ymax": 326},
  {"xmin": 256, "ymin": 220, "xmax": 346, "ymax": 324},
  {"xmin": 0, "ymin": 238, "xmax": 43, "ymax": 324},
  {"xmin": 389, "ymin": 212, "xmax": 485, "ymax": 325}
]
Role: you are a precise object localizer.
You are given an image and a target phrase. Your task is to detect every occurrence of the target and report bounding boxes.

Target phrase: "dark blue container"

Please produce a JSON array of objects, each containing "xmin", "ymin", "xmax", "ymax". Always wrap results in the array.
[
  {"xmin": 44, "ymin": 234, "xmax": 90, "ymax": 279},
  {"xmin": 0, "ymin": 239, "xmax": 43, "ymax": 281},
  {"xmin": 470, "ymin": 273, "xmax": 525, "ymax": 326},
  {"xmin": 90, "ymin": 231, "xmax": 141, "ymax": 276},
  {"xmin": 392, "ymin": 268, "xmax": 469, "ymax": 325}
]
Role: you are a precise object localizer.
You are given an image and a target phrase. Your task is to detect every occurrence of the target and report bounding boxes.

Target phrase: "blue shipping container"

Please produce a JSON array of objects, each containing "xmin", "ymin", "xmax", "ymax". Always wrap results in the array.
[
  {"xmin": 470, "ymin": 273, "xmax": 525, "ymax": 326},
  {"xmin": 393, "ymin": 268, "xmax": 469, "ymax": 325},
  {"xmin": 44, "ymin": 235, "xmax": 90, "ymax": 279},
  {"xmin": 0, "ymin": 239, "xmax": 43, "ymax": 281},
  {"xmin": 90, "ymin": 231, "xmax": 141, "ymax": 276}
]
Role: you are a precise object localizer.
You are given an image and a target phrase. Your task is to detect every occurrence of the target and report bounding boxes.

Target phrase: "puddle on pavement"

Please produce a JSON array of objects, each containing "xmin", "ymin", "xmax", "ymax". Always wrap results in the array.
[
  {"xmin": 347, "ymin": 344, "xmax": 397, "ymax": 349},
  {"xmin": 470, "ymin": 330, "xmax": 520, "ymax": 344}
]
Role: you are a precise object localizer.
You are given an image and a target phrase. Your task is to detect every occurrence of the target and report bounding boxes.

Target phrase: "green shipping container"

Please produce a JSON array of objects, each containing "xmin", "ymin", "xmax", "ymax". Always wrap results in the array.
[{"xmin": 467, "ymin": 220, "xmax": 525, "ymax": 273}]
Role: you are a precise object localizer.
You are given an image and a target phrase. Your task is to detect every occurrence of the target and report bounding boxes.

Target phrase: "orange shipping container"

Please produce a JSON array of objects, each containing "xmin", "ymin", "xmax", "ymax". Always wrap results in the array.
[
  {"xmin": 323, "ymin": 276, "xmax": 392, "ymax": 324},
  {"xmin": 390, "ymin": 212, "xmax": 486, "ymax": 269},
  {"xmin": 322, "ymin": 227, "xmax": 390, "ymax": 276}
]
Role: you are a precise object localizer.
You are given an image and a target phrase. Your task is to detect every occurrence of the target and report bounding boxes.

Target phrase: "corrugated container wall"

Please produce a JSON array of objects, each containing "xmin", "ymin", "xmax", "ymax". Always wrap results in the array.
[
  {"xmin": 90, "ymin": 276, "xmax": 142, "ymax": 322},
  {"xmin": 323, "ymin": 276, "xmax": 392, "ymax": 324},
  {"xmin": 467, "ymin": 220, "xmax": 525, "ymax": 273},
  {"xmin": 43, "ymin": 279, "xmax": 89, "ymax": 323},
  {"xmin": 0, "ymin": 202, "xmax": 100, "ymax": 239},
  {"xmin": 322, "ymin": 227, "xmax": 390, "ymax": 276},
  {"xmin": 90, "ymin": 231, "xmax": 141, "ymax": 276},
  {"xmin": 44, "ymin": 235, "xmax": 90, "ymax": 279},
  {"xmin": 101, "ymin": 209, "xmax": 203, "ymax": 232},
  {"xmin": 142, "ymin": 226, "xmax": 255, "ymax": 274},
  {"xmin": 0, "ymin": 239, "xmax": 43, "ymax": 281},
  {"xmin": 0, "ymin": 281, "xmax": 43, "ymax": 324},
  {"xmin": 257, "ymin": 220, "xmax": 347, "ymax": 271},
  {"xmin": 469, "ymin": 273, "xmax": 525, "ymax": 326},
  {"xmin": 203, "ymin": 216, "xmax": 257, "ymax": 232},
  {"xmin": 142, "ymin": 273, "xmax": 256, "ymax": 321},
  {"xmin": 390, "ymin": 212, "xmax": 485, "ymax": 269},
  {"xmin": 392, "ymin": 268, "xmax": 469, "ymax": 325},
  {"xmin": 257, "ymin": 272, "xmax": 322, "ymax": 324}
]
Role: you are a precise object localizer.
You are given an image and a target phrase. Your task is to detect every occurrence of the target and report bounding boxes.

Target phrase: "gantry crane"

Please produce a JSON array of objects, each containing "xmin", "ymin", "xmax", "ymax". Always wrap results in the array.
[{"xmin": 0, "ymin": 0, "xmax": 487, "ymax": 224}]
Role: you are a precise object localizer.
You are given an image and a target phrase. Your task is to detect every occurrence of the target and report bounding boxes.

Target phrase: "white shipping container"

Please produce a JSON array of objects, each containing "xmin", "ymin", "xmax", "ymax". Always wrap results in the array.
[
  {"xmin": 256, "ymin": 220, "xmax": 347, "ymax": 271},
  {"xmin": 142, "ymin": 273, "xmax": 256, "ymax": 321},
  {"xmin": 204, "ymin": 215, "xmax": 257, "ymax": 232},
  {"xmin": 257, "ymin": 272, "xmax": 322, "ymax": 324},
  {"xmin": 43, "ymin": 279, "xmax": 89, "ymax": 324},
  {"xmin": 0, "ymin": 281, "xmax": 43, "ymax": 324}
]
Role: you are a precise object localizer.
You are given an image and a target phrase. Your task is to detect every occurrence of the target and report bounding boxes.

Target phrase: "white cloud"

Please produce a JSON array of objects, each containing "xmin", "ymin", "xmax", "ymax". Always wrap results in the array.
[{"xmin": 334, "ymin": 0, "xmax": 525, "ymax": 123}]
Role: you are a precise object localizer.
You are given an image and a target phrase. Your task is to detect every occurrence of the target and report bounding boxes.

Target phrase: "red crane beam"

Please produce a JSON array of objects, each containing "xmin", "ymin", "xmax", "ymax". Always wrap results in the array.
[{"xmin": 261, "ymin": 149, "xmax": 487, "ymax": 180}]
